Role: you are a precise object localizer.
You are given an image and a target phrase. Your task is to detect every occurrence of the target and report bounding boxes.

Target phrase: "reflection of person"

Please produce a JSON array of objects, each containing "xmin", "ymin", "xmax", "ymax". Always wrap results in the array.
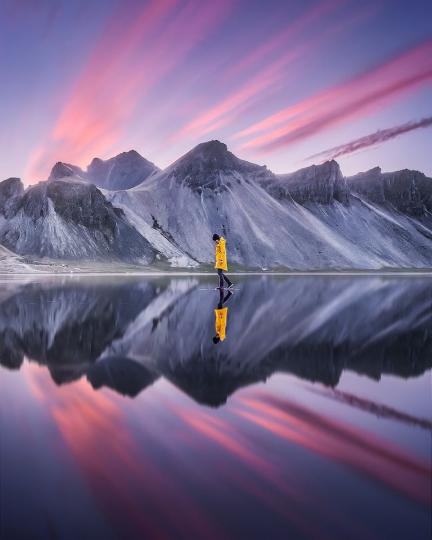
[
  {"xmin": 213, "ymin": 289, "xmax": 232, "ymax": 344},
  {"xmin": 213, "ymin": 233, "xmax": 233, "ymax": 290}
]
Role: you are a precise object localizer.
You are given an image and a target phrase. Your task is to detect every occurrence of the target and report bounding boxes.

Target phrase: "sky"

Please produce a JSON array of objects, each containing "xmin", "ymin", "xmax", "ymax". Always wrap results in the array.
[{"xmin": 1, "ymin": 0, "xmax": 431, "ymax": 185}]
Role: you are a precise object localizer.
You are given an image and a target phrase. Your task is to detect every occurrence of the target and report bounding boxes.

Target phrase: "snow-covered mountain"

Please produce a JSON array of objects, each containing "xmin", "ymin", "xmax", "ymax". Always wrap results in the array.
[
  {"xmin": 346, "ymin": 166, "xmax": 432, "ymax": 217},
  {"xmin": 259, "ymin": 160, "xmax": 432, "ymax": 269},
  {"xmin": 87, "ymin": 150, "xmax": 160, "ymax": 190},
  {"xmin": 1, "ymin": 140, "xmax": 431, "ymax": 269},
  {"xmin": 0, "ymin": 177, "xmax": 156, "ymax": 262},
  {"xmin": 1, "ymin": 277, "xmax": 430, "ymax": 403},
  {"xmin": 263, "ymin": 160, "xmax": 350, "ymax": 205},
  {"xmin": 48, "ymin": 150, "xmax": 159, "ymax": 190},
  {"xmin": 49, "ymin": 162, "xmax": 87, "ymax": 182},
  {"xmin": 109, "ymin": 140, "xmax": 346, "ymax": 269},
  {"xmin": 109, "ymin": 140, "xmax": 432, "ymax": 269}
]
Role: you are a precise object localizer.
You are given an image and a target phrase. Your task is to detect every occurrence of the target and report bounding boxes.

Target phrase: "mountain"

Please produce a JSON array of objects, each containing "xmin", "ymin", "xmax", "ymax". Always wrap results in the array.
[
  {"xmin": 49, "ymin": 162, "xmax": 86, "ymax": 182},
  {"xmin": 346, "ymin": 167, "xmax": 432, "ymax": 217},
  {"xmin": 111, "ymin": 141, "xmax": 306, "ymax": 267},
  {"xmin": 263, "ymin": 160, "xmax": 350, "ymax": 205},
  {"xmin": 1, "ymin": 277, "xmax": 430, "ymax": 405},
  {"xmin": 0, "ymin": 178, "xmax": 157, "ymax": 262},
  {"xmin": 0, "ymin": 177, "xmax": 24, "ymax": 217},
  {"xmin": 256, "ymin": 159, "xmax": 432, "ymax": 268},
  {"xmin": 1, "ymin": 140, "xmax": 432, "ymax": 269},
  {"xmin": 109, "ymin": 140, "xmax": 432, "ymax": 269},
  {"xmin": 48, "ymin": 150, "xmax": 160, "ymax": 190},
  {"xmin": 87, "ymin": 150, "xmax": 160, "ymax": 190},
  {"xmin": 110, "ymin": 141, "xmax": 359, "ymax": 269}
]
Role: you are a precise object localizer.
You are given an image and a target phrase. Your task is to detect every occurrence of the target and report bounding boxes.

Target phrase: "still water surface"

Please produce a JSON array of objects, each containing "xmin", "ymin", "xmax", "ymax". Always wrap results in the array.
[{"xmin": 0, "ymin": 275, "xmax": 431, "ymax": 539}]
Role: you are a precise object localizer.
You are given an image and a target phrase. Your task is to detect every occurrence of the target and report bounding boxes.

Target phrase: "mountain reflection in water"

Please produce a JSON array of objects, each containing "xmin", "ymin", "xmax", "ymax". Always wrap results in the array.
[
  {"xmin": 0, "ymin": 276, "xmax": 431, "ymax": 540},
  {"xmin": 1, "ymin": 276, "xmax": 431, "ymax": 402}
]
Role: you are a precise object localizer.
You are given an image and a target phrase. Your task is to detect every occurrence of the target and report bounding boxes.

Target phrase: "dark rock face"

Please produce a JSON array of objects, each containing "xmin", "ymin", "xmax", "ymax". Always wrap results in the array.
[
  {"xmin": 270, "ymin": 161, "xmax": 350, "ymax": 205},
  {"xmin": 16, "ymin": 181, "xmax": 124, "ymax": 241},
  {"xmin": 347, "ymin": 167, "xmax": 432, "ymax": 216},
  {"xmin": 169, "ymin": 140, "xmax": 272, "ymax": 191},
  {"xmin": 87, "ymin": 150, "xmax": 159, "ymax": 190},
  {"xmin": 27, "ymin": 181, "xmax": 122, "ymax": 231},
  {"xmin": 0, "ymin": 179, "xmax": 156, "ymax": 261},
  {"xmin": 0, "ymin": 178, "xmax": 24, "ymax": 217},
  {"xmin": 49, "ymin": 162, "xmax": 85, "ymax": 181}
]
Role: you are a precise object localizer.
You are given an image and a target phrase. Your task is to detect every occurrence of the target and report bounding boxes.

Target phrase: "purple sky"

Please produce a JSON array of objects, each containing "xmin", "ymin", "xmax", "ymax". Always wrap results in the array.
[{"xmin": 1, "ymin": 0, "xmax": 431, "ymax": 184}]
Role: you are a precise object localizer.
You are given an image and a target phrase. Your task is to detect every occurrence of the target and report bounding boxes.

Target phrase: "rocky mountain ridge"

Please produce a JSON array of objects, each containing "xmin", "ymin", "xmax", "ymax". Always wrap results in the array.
[
  {"xmin": 48, "ymin": 149, "xmax": 159, "ymax": 190},
  {"xmin": 0, "ymin": 178, "xmax": 156, "ymax": 262},
  {"xmin": 0, "ymin": 140, "xmax": 431, "ymax": 269}
]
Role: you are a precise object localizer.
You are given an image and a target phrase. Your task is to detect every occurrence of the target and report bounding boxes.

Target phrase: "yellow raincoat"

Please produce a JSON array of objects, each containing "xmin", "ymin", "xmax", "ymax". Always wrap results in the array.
[
  {"xmin": 215, "ymin": 237, "xmax": 228, "ymax": 271},
  {"xmin": 214, "ymin": 307, "xmax": 228, "ymax": 341}
]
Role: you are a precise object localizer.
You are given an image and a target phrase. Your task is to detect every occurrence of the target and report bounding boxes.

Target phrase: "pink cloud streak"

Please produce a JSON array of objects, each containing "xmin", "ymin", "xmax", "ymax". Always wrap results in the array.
[
  {"xmin": 25, "ymin": 0, "xmax": 232, "ymax": 183},
  {"xmin": 308, "ymin": 115, "xmax": 432, "ymax": 161},
  {"xmin": 175, "ymin": 52, "xmax": 301, "ymax": 140},
  {"xmin": 236, "ymin": 39, "xmax": 432, "ymax": 153},
  {"xmin": 223, "ymin": 0, "xmax": 344, "ymax": 80},
  {"xmin": 172, "ymin": 1, "xmax": 372, "ymax": 142}
]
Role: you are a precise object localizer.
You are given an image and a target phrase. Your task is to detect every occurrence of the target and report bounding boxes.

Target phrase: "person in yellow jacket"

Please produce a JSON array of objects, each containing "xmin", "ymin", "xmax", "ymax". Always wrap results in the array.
[
  {"xmin": 213, "ymin": 233, "xmax": 233, "ymax": 289},
  {"xmin": 213, "ymin": 289, "xmax": 232, "ymax": 344}
]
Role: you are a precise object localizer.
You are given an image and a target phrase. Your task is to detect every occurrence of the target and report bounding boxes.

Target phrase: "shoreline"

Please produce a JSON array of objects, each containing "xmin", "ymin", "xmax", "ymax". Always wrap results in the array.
[{"xmin": 1, "ymin": 270, "xmax": 432, "ymax": 278}]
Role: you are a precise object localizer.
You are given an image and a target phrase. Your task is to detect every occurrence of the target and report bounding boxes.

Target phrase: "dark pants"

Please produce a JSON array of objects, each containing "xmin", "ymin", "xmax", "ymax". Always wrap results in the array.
[
  {"xmin": 218, "ymin": 269, "xmax": 232, "ymax": 289},
  {"xmin": 218, "ymin": 288, "xmax": 232, "ymax": 309}
]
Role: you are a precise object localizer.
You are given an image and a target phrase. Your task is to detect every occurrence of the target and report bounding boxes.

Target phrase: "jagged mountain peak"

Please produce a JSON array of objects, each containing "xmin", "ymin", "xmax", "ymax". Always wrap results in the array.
[
  {"xmin": 172, "ymin": 139, "xmax": 262, "ymax": 172},
  {"xmin": 186, "ymin": 140, "xmax": 229, "ymax": 159},
  {"xmin": 0, "ymin": 177, "xmax": 24, "ymax": 217},
  {"xmin": 164, "ymin": 140, "xmax": 270, "ymax": 191},
  {"xmin": 87, "ymin": 149, "xmax": 160, "ymax": 190},
  {"xmin": 49, "ymin": 162, "xmax": 85, "ymax": 181},
  {"xmin": 262, "ymin": 159, "xmax": 349, "ymax": 205},
  {"xmin": 0, "ymin": 177, "xmax": 24, "ymax": 197},
  {"xmin": 46, "ymin": 151, "xmax": 160, "ymax": 191},
  {"xmin": 366, "ymin": 166, "xmax": 382, "ymax": 175},
  {"xmin": 282, "ymin": 159, "xmax": 342, "ymax": 180},
  {"xmin": 347, "ymin": 166, "xmax": 432, "ymax": 216},
  {"xmin": 346, "ymin": 166, "xmax": 382, "ymax": 183},
  {"xmin": 88, "ymin": 149, "xmax": 154, "ymax": 168}
]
